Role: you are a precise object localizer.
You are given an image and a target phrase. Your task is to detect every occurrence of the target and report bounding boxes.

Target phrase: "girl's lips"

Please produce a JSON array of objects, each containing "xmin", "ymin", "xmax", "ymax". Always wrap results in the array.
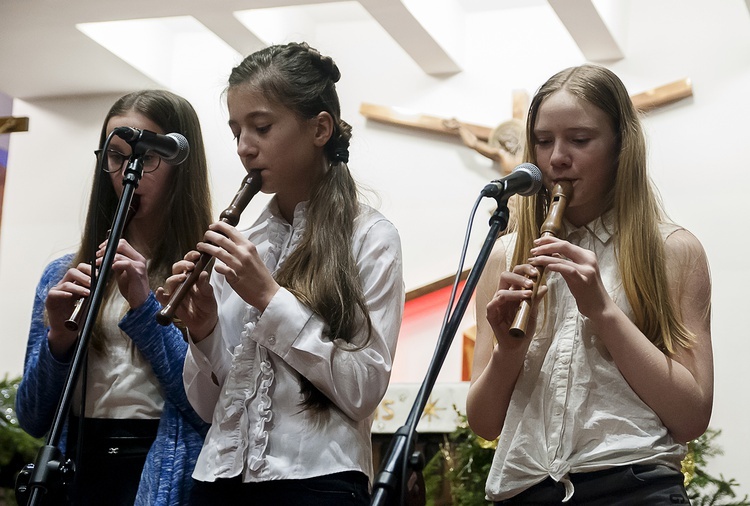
[{"xmin": 551, "ymin": 179, "xmax": 575, "ymax": 189}]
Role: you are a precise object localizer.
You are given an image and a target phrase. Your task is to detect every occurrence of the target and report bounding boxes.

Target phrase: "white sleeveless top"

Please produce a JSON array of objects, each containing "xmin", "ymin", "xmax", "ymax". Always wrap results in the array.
[{"xmin": 485, "ymin": 212, "xmax": 685, "ymax": 502}]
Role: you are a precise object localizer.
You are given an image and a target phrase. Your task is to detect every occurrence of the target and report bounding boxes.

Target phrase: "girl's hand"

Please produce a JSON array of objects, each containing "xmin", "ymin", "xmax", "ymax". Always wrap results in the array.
[
  {"xmin": 198, "ymin": 221, "xmax": 280, "ymax": 312},
  {"xmin": 486, "ymin": 263, "xmax": 547, "ymax": 347},
  {"xmin": 156, "ymin": 251, "xmax": 218, "ymax": 342},
  {"xmin": 45, "ymin": 263, "xmax": 93, "ymax": 359},
  {"xmin": 528, "ymin": 235, "xmax": 609, "ymax": 319},
  {"xmin": 96, "ymin": 238, "xmax": 150, "ymax": 309}
]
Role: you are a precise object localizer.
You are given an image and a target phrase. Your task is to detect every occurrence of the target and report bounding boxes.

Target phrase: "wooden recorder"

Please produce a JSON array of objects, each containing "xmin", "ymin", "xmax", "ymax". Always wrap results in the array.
[{"xmin": 508, "ymin": 181, "xmax": 572, "ymax": 338}]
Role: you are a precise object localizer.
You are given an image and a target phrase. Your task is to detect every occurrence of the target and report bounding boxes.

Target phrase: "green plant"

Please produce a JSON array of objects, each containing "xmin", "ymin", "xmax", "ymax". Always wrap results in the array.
[
  {"xmin": 0, "ymin": 375, "xmax": 44, "ymax": 505},
  {"xmin": 424, "ymin": 408, "xmax": 496, "ymax": 506},
  {"xmin": 424, "ymin": 410, "xmax": 749, "ymax": 506},
  {"xmin": 683, "ymin": 428, "xmax": 750, "ymax": 506}
]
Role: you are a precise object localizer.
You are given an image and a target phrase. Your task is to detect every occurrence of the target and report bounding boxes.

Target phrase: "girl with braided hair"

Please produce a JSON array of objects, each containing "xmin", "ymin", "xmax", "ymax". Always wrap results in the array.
[{"xmin": 157, "ymin": 42, "xmax": 405, "ymax": 505}]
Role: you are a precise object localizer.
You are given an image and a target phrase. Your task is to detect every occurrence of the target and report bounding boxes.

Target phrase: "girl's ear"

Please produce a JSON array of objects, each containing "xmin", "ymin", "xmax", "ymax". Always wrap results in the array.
[{"xmin": 312, "ymin": 111, "xmax": 334, "ymax": 147}]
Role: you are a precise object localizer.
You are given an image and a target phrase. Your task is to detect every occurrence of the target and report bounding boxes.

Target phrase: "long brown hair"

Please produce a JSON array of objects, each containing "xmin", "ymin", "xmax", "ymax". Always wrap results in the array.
[
  {"xmin": 228, "ymin": 42, "xmax": 372, "ymax": 409},
  {"xmin": 72, "ymin": 90, "xmax": 212, "ymax": 349},
  {"xmin": 513, "ymin": 64, "xmax": 693, "ymax": 353}
]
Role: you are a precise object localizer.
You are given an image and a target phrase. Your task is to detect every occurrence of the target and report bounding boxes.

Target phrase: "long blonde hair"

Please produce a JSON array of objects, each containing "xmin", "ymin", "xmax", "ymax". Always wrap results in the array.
[
  {"xmin": 513, "ymin": 64, "xmax": 693, "ymax": 353},
  {"xmin": 227, "ymin": 42, "xmax": 372, "ymax": 408}
]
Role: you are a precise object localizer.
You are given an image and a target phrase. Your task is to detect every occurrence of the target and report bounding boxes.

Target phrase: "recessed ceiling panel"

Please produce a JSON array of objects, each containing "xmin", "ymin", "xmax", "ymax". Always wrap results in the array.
[{"xmin": 77, "ymin": 16, "xmax": 240, "ymax": 90}]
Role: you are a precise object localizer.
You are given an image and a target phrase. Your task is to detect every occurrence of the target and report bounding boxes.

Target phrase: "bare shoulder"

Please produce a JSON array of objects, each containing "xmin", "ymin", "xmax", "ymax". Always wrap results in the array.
[
  {"xmin": 487, "ymin": 233, "xmax": 515, "ymax": 273},
  {"xmin": 663, "ymin": 227, "xmax": 711, "ymax": 301},
  {"xmin": 476, "ymin": 234, "xmax": 515, "ymax": 306},
  {"xmin": 663, "ymin": 227, "xmax": 709, "ymax": 268},
  {"xmin": 487, "ymin": 240, "xmax": 508, "ymax": 270}
]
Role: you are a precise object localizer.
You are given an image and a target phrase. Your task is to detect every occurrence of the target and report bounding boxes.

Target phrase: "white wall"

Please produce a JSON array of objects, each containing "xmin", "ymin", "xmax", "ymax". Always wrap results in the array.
[{"xmin": 2, "ymin": 0, "xmax": 749, "ymax": 495}]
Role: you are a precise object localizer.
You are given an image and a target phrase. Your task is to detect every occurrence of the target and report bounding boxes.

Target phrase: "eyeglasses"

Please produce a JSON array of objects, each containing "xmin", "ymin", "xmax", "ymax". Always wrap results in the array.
[{"xmin": 94, "ymin": 148, "xmax": 163, "ymax": 173}]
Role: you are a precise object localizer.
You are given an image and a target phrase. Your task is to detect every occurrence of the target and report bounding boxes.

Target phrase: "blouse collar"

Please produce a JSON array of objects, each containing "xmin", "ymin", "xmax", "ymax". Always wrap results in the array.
[
  {"xmin": 564, "ymin": 209, "xmax": 616, "ymax": 245},
  {"xmin": 267, "ymin": 196, "xmax": 308, "ymax": 228}
]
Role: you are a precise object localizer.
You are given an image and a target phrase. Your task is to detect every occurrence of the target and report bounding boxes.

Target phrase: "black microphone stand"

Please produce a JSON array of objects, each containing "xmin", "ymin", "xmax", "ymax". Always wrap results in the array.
[
  {"xmin": 371, "ymin": 194, "xmax": 512, "ymax": 506},
  {"xmin": 16, "ymin": 155, "xmax": 146, "ymax": 506}
]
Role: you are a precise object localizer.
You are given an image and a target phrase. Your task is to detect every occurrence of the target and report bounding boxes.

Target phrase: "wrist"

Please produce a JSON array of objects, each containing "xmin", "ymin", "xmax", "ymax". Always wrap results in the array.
[
  {"xmin": 127, "ymin": 290, "xmax": 149, "ymax": 311},
  {"xmin": 586, "ymin": 299, "xmax": 622, "ymax": 335},
  {"xmin": 256, "ymin": 284, "xmax": 281, "ymax": 313},
  {"xmin": 189, "ymin": 319, "xmax": 218, "ymax": 343},
  {"xmin": 494, "ymin": 337, "xmax": 530, "ymax": 357},
  {"xmin": 47, "ymin": 329, "xmax": 76, "ymax": 362}
]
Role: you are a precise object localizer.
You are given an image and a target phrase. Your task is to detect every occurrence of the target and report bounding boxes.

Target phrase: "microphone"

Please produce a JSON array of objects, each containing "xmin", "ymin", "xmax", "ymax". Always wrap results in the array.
[
  {"xmin": 113, "ymin": 127, "xmax": 190, "ymax": 165},
  {"xmin": 481, "ymin": 163, "xmax": 543, "ymax": 198}
]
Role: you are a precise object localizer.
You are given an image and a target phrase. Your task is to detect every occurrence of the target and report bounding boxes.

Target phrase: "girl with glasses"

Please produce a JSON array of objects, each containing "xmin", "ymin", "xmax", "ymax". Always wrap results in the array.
[{"xmin": 16, "ymin": 89, "xmax": 213, "ymax": 505}]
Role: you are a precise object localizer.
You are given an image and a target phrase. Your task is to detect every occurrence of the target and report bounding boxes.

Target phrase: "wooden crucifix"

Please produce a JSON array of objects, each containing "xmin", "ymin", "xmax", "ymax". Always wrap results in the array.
[
  {"xmin": 384, "ymin": 79, "xmax": 694, "ymax": 284},
  {"xmin": 0, "ymin": 116, "xmax": 30, "ymax": 135},
  {"xmin": 360, "ymin": 77, "xmax": 693, "ymax": 175}
]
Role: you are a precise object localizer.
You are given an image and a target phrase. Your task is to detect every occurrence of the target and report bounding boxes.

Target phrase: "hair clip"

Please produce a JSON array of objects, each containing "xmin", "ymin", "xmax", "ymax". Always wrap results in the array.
[{"xmin": 332, "ymin": 147, "xmax": 349, "ymax": 164}]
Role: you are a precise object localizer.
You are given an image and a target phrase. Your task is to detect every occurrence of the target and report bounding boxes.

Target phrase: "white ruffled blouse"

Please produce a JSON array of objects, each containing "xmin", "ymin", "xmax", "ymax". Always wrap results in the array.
[{"xmin": 184, "ymin": 198, "xmax": 404, "ymax": 484}]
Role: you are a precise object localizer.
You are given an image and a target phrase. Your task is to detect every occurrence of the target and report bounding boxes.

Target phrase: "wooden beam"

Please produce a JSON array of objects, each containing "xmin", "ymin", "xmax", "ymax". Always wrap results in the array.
[
  {"xmin": 631, "ymin": 78, "xmax": 693, "ymax": 112},
  {"xmin": 0, "ymin": 116, "xmax": 29, "ymax": 134},
  {"xmin": 359, "ymin": 103, "xmax": 491, "ymax": 141},
  {"xmin": 512, "ymin": 90, "xmax": 529, "ymax": 121},
  {"xmin": 361, "ymin": 78, "xmax": 693, "ymax": 139}
]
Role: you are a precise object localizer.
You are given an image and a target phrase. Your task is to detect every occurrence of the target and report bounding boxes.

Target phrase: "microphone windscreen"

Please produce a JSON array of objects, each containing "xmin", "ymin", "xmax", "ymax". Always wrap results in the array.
[
  {"xmin": 165, "ymin": 133, "xmax": 190, "ymax": 165},
  {"xmin": 514, "ymin": 163, "xmax": 543, "ymax": 196}
]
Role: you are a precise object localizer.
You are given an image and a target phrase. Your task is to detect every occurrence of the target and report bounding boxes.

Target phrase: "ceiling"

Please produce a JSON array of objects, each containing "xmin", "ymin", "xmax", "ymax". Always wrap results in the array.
[{"xmin": 0, "ymin": 0, "xmax": 636, "ymax": 101}]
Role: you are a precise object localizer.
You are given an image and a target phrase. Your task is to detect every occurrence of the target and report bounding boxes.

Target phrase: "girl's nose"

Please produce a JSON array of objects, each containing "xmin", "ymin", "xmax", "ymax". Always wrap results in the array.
[
  {"xmin": 236, "ymin": 133, "xmax": 258, "ymax": 158},
  {"xmin": 549, "ymin": 141, "xmax": 570, "ymax": 169}
]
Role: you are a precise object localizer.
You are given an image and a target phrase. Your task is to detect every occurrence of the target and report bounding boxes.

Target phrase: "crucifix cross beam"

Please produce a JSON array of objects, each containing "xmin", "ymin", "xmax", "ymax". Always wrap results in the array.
[
  {"xmin": 359, "ymin": 78, "xmax": 693, "ymax": 142},
  {"xmin": 372, "ymin": 77, "xmax": 694, "ymax": 303},
  {"xmin": 0, "ymin": 116, "xmax": 30, "ymax": 134}
]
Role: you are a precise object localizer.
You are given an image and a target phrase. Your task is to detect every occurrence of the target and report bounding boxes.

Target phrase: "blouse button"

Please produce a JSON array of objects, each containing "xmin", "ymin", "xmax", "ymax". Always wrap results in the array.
[{"xmin": 268, "ymin": 335, "xmax": 276, "ymax": 345}]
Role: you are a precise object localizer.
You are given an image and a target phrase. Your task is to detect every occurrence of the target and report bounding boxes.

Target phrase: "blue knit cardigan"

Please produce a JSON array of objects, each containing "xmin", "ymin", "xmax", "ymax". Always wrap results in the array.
[{"xmin": 16, "ymin": 255, "xmax": 209, "ymax": 505}]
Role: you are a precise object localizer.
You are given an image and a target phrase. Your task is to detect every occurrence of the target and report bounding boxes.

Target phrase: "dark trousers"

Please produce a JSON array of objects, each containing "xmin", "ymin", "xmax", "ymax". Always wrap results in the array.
[
  {"xmin": 66, "ymin": 417, "xmax": 159, "ymax": 506},
  {"xmin": 495, "ymin": 465, "xmax": 690, "ymax": 505},
  {"xmin": 189, "ymin": 471, "xmax": 370, "ymax": 506}
]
